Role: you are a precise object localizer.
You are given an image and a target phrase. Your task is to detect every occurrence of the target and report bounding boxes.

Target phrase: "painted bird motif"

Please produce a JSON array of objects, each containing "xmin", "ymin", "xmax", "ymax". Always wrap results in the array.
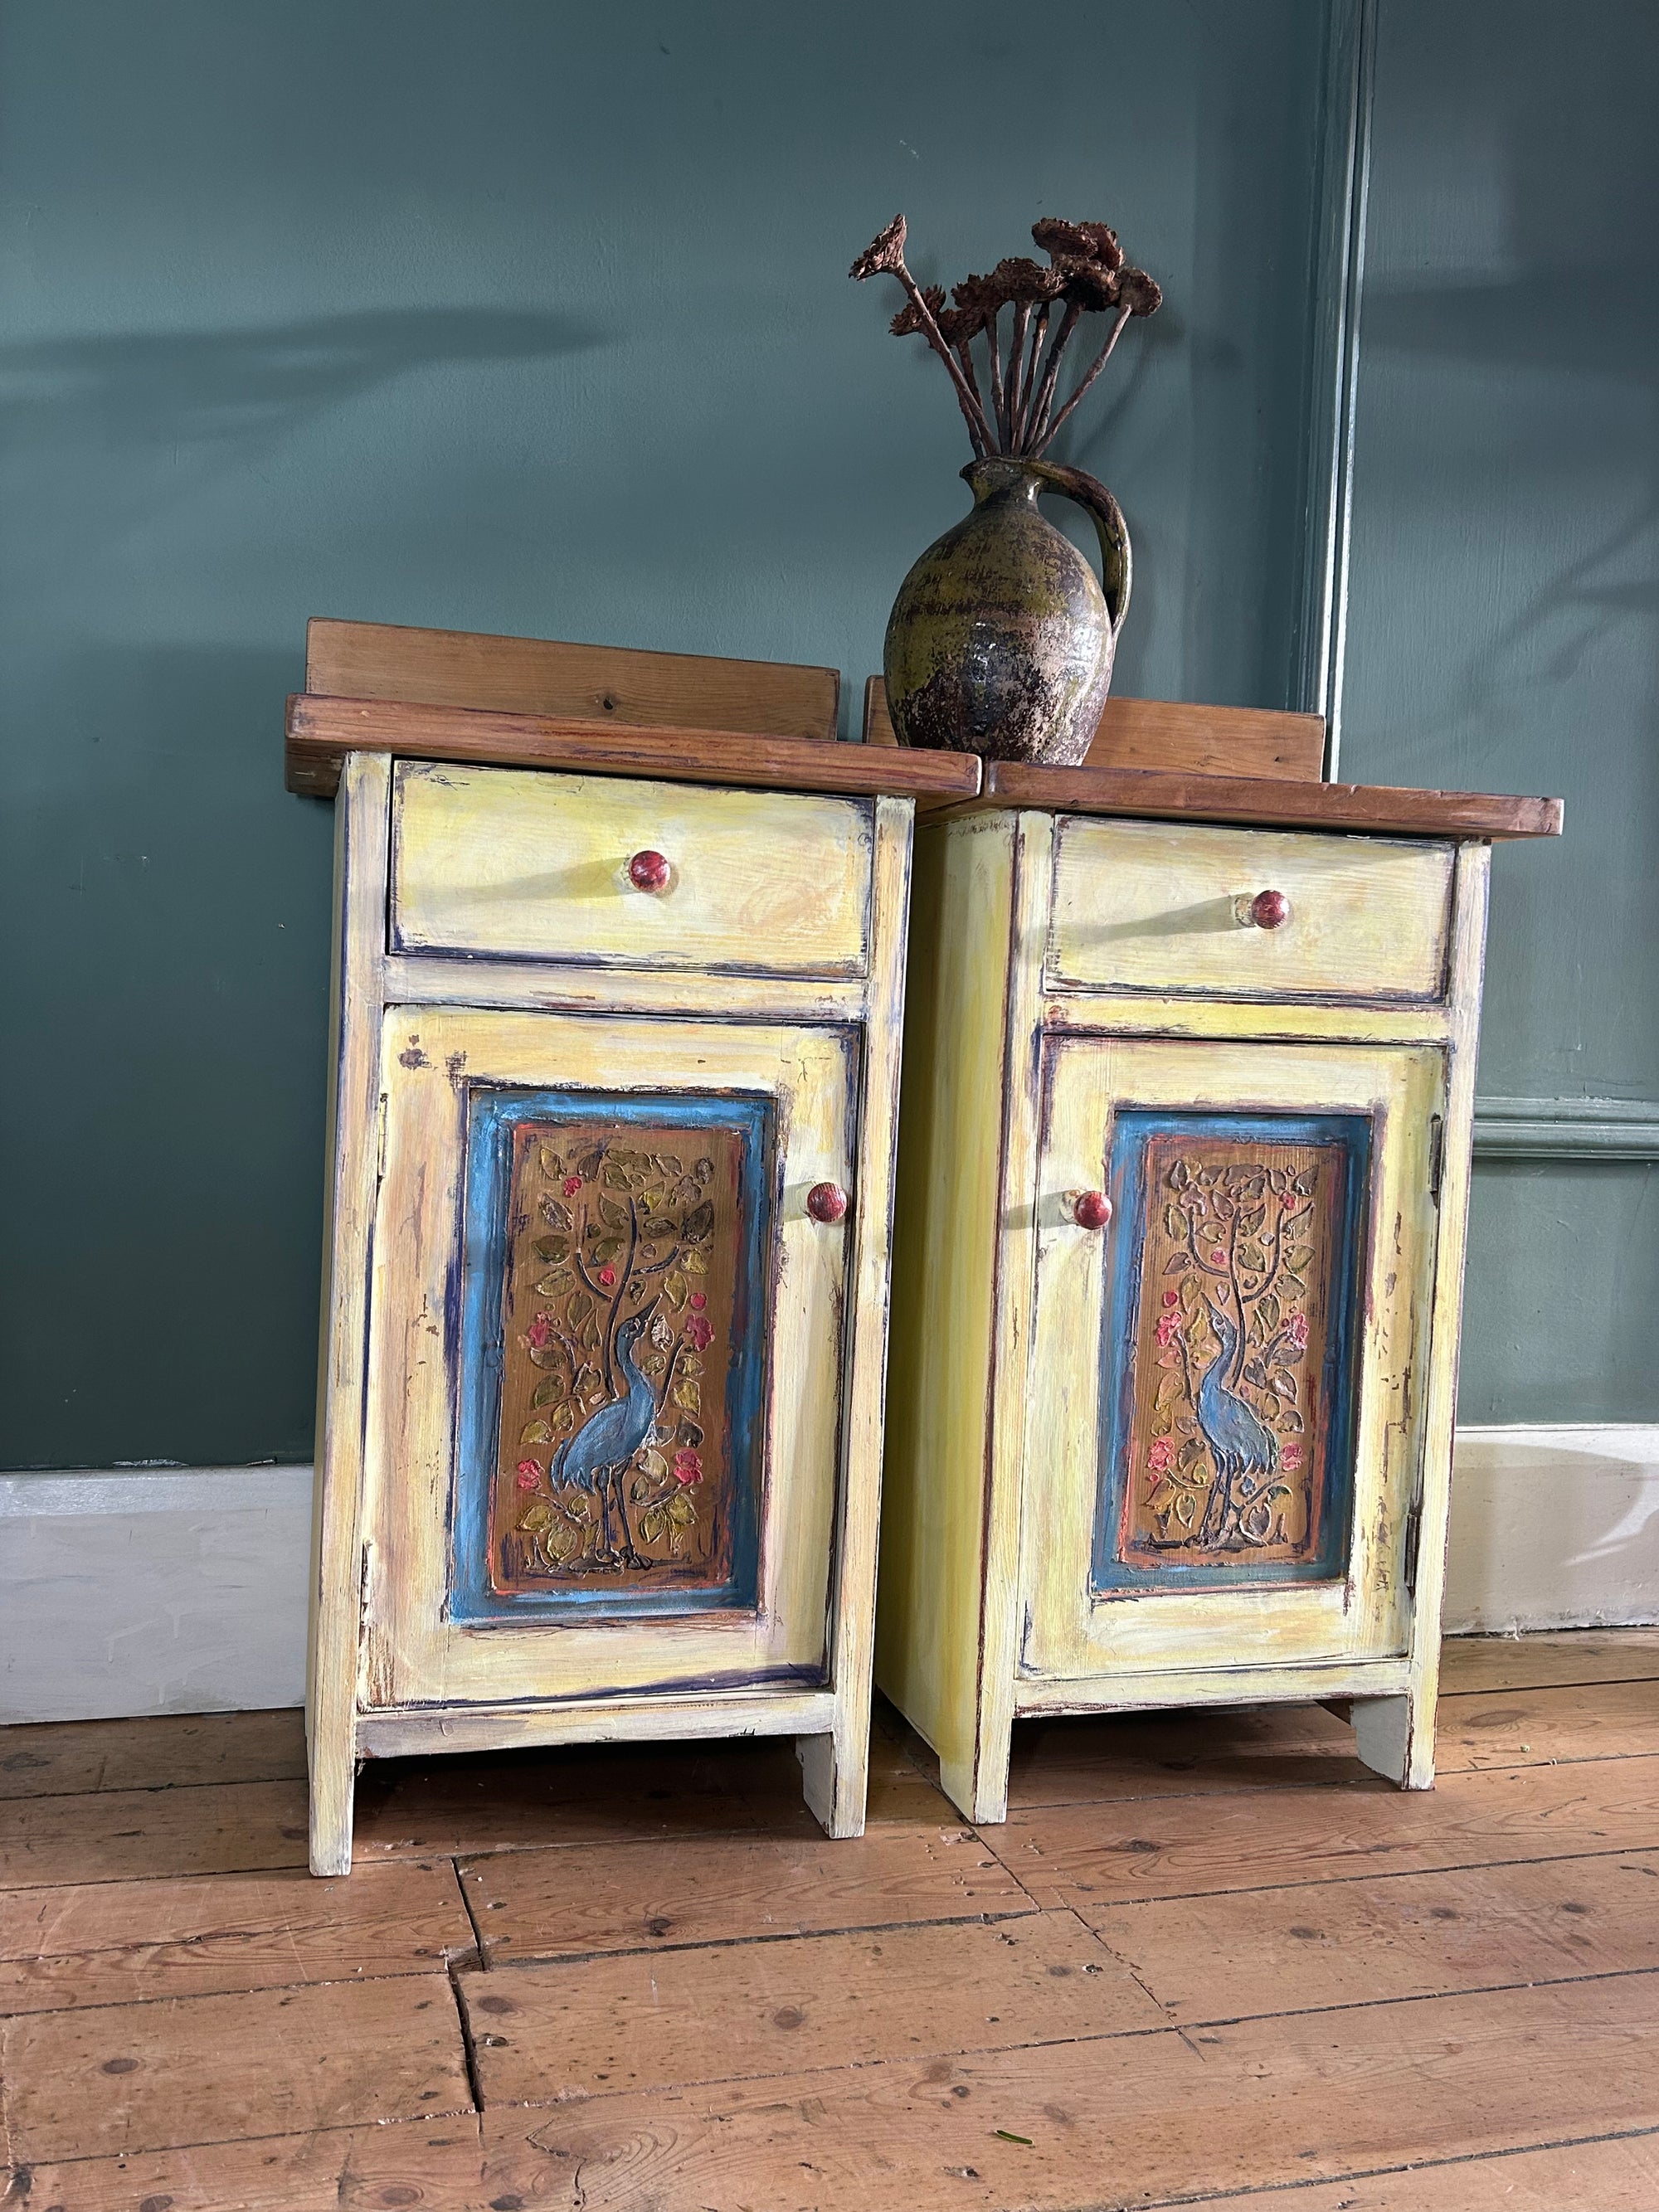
[
  {"xmin": 549, "ymin": 1309, "xmax": 659, "ymax": 1567},
  {"xmin": 1195, "ymin": 1299, "xmax": 1279, "ymax": 1545}
]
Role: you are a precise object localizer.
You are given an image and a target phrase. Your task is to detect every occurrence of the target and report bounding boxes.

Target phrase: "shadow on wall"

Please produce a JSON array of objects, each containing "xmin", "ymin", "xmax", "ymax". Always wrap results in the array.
[{"xmin": 0, "ymin": 305, "xmax": 609, "ymax": 455}]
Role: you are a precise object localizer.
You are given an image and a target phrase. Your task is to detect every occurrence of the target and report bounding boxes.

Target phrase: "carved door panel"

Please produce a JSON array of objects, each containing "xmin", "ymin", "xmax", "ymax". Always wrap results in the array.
[
  {"xmin": 1020, "ymin": 1035, "xmax": 1445, "ymax": 1684},
  {"xmin": 360, "ymin": 1006, "xmax": 854, "ymax": 1709}
]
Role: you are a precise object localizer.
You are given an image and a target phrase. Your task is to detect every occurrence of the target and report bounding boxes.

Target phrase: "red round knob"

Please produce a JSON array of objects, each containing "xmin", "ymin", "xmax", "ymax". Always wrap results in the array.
[
  {"xmin": 1249, "ymin": 888, "xmax": 1291, "ymax": 930},
  {"xmin": 806, "ymin": 1181, "xmax": 849, "ymax": 1224},
  {"xmin": 627, "ymin": 849, "xmax": 671, "ymax": 892},
  {"xmin": 1074, "ymin": 1190, "xmax": 1112, "ymax": 1231}
]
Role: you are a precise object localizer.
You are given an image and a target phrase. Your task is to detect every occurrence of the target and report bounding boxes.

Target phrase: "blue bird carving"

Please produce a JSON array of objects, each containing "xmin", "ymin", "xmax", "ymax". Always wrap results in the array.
[
  {"xmin": 1195, "ymin": 1300, "xmax": 1280, "ymax": 1547},
  {"xmin": 549, "ymin": 1310, "xmax": 659, "ymax": 1567}
]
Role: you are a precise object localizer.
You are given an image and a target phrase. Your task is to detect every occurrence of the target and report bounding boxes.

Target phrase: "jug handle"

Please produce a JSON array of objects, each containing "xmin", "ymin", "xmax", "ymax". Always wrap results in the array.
[{"xmin": 1024, "ymin": 459, "xmax": 1132, "ymax": 640}]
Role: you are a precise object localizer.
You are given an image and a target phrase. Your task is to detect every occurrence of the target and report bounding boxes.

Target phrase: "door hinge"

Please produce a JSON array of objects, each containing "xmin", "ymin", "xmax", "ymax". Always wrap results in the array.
[
  {"xmin": 1427, "ymin": 1113, "xmax": 1446, "ymax": 1206},
  {"xmin": 373, "ymin": 1091, "xmax": 389, "ymax": 1187},
  {"xmin": 1402, "ymin": 1492, "xmax": 1423, "ymax": 1597}
]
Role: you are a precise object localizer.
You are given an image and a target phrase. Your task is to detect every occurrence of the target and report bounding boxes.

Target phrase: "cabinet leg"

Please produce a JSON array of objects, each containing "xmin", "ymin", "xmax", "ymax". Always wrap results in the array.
[
  {"xmin": 797, "ymin": 1731, "xmax": 868, "ymax": 1840},
  {"xmin": 939, "ymin": 1752, "xmax": 1009, "ymax": 1828},
  {"xmin": 308, "ymin": 1735, "xmax": 357, "ymax": 1876},
  {"xmin": 1350, "ymin": 1691, "xmax": 1435, "ymax": 1790}
]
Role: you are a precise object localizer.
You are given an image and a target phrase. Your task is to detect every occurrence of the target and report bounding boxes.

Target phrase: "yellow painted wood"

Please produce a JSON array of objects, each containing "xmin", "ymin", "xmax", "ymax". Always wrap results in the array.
[
  {"xmin": 1039, "ymin": 994, "xmax": 1453, "ymax": 1048},
  {"xmin": 356, "ymin": 1687, "xmax": 836, "ymax": 1759},
  {"xmin": 1046, "ymin": 817, "xmax": 1454, "ymax": 1003},
  {"xmin": 362, "ymin": 1007, "xmax": 854, "ymax": 1711},
  {"xmin": 1014, "ymin": 1655, "xmax": 1412, "ymax": 1713},
  {"xmin": 389, "ymin": 760, "xmax": 873, "ymax": 976},
  {"xmin": 387, "ymin": 954, "xmax": 869, "ymax": 1027},
  {"xmin": 876, "ymin": 816, "xmax": 1017, "ymax": 1800},
  {"xmin": 306, "ymin": 753, "xmax": 392, "ymax": 1878},
  {"xmin": 1019, "ymin": 1034, "xmax": 1444, "ymax": 1685},
  {"xmin": 800, "ymin": 798, "xmax": 912, "ymax": 1838},
  {"xmin": 878, "ymin": 800, "xmax": 1490, "ymax": 1826}
]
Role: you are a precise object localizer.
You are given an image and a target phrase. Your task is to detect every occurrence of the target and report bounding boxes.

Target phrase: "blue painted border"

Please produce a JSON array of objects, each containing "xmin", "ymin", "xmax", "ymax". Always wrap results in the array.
[
  {"xmin": 1092, "ymin": 1109, "xmax": 1371, "ymax": 1595},
  {"xmin": 450, "ymin": 1086, "xmax": 772, "ymax": 1626}
]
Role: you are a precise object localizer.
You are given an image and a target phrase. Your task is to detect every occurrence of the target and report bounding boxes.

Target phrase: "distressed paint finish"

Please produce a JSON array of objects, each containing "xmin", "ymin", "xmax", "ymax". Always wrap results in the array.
[
  {"xmin": 460, "ymin": 1102, "xmax": 766, "ymax": 1616},
  {"xmin": 878, "ymin": 805, "xmax": 1490, "ymax": 1825},
  {"xmin": 1046, "ymin": 815, "xmax": 1453, "ymax": 1002},
  {"xmin": 390, "ymin": 759, "xmax": 874, "ymax": 977},
  {"xmin": 1098, "ymin": 1116, "xmax": 1369, "ymax": 1586},
  {"xmin": 309, "ymin": 760, "xmax": 913, "ymax": 1871},
  {"xmin": 1024, "ymin": 1034, "xmax": 1441, "ymax": 1685}
]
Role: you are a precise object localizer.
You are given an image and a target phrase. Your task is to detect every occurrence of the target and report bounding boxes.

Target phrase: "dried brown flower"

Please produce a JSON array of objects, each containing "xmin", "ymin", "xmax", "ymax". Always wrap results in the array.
[
  {"xmin": 989, "ymin": 255, "xmax": 1066, "ymax": 304},
  {"xmin": 889, "ymin": 285, "xmax": 946, "ymax": 337},
  {"xmin": 849, "ymin": 213, "xmax": 907, "ymax": 281},
  {"xmin": 935, "ymin": 302, "xmax": 986, "ymax": 346},
  {"xmin": 1116, "ymin": 267, "xmax": 1163, "ymax": 317},
  {"xmin": 1053, "ymin": 256, "xmax": 1121, "ymax": 312},
  {"xmin": 1032, "ymin": 217, "xmax": 1124, "ymax": 272}
]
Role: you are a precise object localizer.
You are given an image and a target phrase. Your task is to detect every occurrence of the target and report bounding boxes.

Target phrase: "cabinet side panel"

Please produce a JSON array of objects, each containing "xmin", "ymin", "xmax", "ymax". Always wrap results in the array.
[
  {"xmin": 1402, "ymin": 841, "xmax": 1492, "ymax": 1778},
  {"xmin": 307, "ymin": 751, "xmax": 391, "ymax": 1874},
  {"xmin": 877, "ymin": 817, "xmax": 1014, "ymax": 1773}
]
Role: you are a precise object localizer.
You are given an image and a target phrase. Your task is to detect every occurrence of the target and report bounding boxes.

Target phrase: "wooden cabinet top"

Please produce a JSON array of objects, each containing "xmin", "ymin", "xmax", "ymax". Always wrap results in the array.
[{"xmin": 285, "ymin": 620, "xmax": 1563, "ymax": 841}]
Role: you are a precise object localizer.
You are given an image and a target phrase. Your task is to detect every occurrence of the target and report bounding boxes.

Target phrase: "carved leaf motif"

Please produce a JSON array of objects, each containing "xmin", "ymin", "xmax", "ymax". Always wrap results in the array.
[
  {"xmin": 668, "ymin": 1491, "xmax": 698, "ymax": 1528},
  {"xmin": 674, "ymin": 1378, "xmax": 702, "ymax": 1413},
  {"xmin": 598, "ymin": 1195, "xmax": 629, "ymax": 1230},
  {"xmin": 682, "ymin": 1199, "xmax": 714, "ymax": 1245},
  {"xmin": 539, "ymin": 1197, "xmax": 573, "ymax": 1232},
  {"xmin": 534, "ymin": 1235, "xmax": 568, "ymax": 1264},
  {"xmin": 682, "ymin": 1248, "xmax": 708, "ymax": 1276},
  {"xmin": 663, "ymin": 1271, "xmax": 688, "ymax": 1310},
  {"xmin": 519, "ymin": 1420, "xmax": 554, "ymax": 1446}
]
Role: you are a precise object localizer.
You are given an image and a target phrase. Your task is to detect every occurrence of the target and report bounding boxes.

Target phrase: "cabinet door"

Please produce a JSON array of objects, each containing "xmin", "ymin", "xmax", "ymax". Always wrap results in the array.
[
  {"xmin": 361, "ymin": 1005, "xmax": 854, "ymax": 1709},
  {"xmin": 1020, "ymin": 1035, "xmax": 1444, "ymax": 1684}
]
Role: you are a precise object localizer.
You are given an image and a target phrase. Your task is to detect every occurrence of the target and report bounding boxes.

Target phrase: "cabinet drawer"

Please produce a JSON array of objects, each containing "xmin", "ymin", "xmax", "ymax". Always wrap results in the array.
[
  {"xmin": 1045, "ymin": 817, "xmax": 1454, "ymax": 1003},
  {"xmin": 390, "ymin": 759, "xmax": 874, "ymax": 976}
]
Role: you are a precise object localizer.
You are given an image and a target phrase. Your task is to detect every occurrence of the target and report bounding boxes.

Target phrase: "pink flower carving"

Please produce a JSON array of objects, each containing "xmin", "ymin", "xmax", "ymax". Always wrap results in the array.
[
  {"xmin": 563, "ymin": 1174, "xmax": 582, "ymax": 1196},
  {"xmin": 1147, "ymin": 1437, "xmax": 1175, "ymax": 1475},
  {"xmin": 1161, "ymin": 1289, "xmax": 1180, "ymax": 1308},
  {"xmin": 597, "ymin": 1265, "xmax": 616, "ymax": 1288},
  {"xmin": 525, "ymin": 1314, "xmax": 553, "ymax": 1351},
  {"xmin": 684, "ymin": 1314, "xmax": 713, "ymax": 1351},
  {"xmin": 673, "ymin": 1450, "xmax": 703, "ymax": 1486},
  {"xmin": 688, "ymin": 1291, "xmax": 708, "ymax": 1310},
  {"xmin": 1155, "ymin": 1308, "xmax": 1184, "ymax": 1348},
  {"xmin": 515, "ymin": 1460, "xmax": 541, "ymax": 1490},
  {"xmin": 1287, "ymin": 1313, "xmax": 1310, "ymax": 1351},
  {"xmin": 1281, "ymin": 1442, "xmax": 1303, "ymax": 1471},
  {"xmin": 1210, "ymin": 1247, "xmax": 1227, "ymax": 1266}
]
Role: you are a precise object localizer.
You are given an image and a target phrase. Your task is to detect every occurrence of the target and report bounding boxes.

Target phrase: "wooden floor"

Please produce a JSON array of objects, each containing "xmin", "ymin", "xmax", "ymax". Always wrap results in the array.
[{"xmin": 2, "ymin": 1636, "xmax": 1657, "ymax": 2210}]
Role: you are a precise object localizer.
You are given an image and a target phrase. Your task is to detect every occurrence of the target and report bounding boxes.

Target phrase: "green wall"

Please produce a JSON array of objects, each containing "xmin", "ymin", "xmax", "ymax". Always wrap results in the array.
[
  {"xmin": 0, "ymin": 0, "xmax": 1331, "ymax": 1468},
  {"xmin": 1342, "ymin": 0, "xmax": 1659, "ymax": 1421}
]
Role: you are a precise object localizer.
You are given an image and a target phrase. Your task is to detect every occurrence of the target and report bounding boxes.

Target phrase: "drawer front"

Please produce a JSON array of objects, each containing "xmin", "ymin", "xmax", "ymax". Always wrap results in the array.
[
  {"xmin": 1046, "ymin": 817, "xmax": 1454, "ymax": 1002},
  {"xmin": 390, "ymin": 760, "xmax": 874, "ymax": 976},
  {"xmin": 1019, "ymin": 1033, "xmax": 1443, "ymax": 1684},
  {"xmin": 362, "ymin": 1005, "xmax": 854, "ymax": 1709}
]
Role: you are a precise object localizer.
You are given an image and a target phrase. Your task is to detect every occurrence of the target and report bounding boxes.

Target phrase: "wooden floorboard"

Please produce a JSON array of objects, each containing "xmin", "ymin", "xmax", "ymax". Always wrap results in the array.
[
  {"xmin": 0, "ymin": 1971, "xmax": 473, "ymax": 2164},
  {"xmin": 479, "ymin": 1972, "xmax": 1659, "ymax": 2210},
  {"xmin": 0, "ymin": 1631, "xmax": 1654, "ymax": 2210},
  {"xmin": 464, "ymin": 1820, "xmax": 1031, "ymax": 1964},
  {"xmin": 990, "ymin": 1755, "xmax": 1659, "ymax": 1908},
  {"xmin": 1083, "ymin": 1847, "xmax": 1659, "ymax": 2019},
  {"xmin": 0, "ymin": 1710, "xmax": 305, "ymax": 1801},
  {"xmin": 0, "ymin": 1859, "xmax": 474, "ymax": 2014},
  {"xmin": 1442, "ymin": 1627, "xmax": 1659, "ymax": 1691}
]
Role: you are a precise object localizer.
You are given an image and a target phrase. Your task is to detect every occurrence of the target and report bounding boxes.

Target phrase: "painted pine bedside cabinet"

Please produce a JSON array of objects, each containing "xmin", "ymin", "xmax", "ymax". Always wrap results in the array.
[
  {"xmin": 287, "ymin": 620, "xmax": 978, "ymax": 1874},
  {"xmin": 875, "ymin": 745, "xmax": 1562, "ymax": 1826}
]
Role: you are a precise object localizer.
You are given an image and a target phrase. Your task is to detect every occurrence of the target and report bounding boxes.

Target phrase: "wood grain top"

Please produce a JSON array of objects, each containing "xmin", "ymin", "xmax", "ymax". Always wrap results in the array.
[
  {"xmin": 966, "ymin": 758, "xmax": 1564, "ymax": 840},
  {"xmin": 863, "ymin": 674, "xmax": 1328, "ymax": 783},
  {"xmin": 285, "ymin": 692, "xmax": 982, "ymax": 807},
  {"xmin": 308, "ymin": 617, "xmax": 841, "ymax": 741}
]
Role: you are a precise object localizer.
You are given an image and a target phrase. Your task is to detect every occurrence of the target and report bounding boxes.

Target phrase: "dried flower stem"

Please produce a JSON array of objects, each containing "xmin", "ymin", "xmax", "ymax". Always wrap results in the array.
[
  {"xmin": 1037, "ymin": 301, "xmax": 1133, "ymax": 455},
  {"xmin": 1014, "ymin": 302, "xmax": 1053, "ymax": 451},
  {"xmin": 985, "ymin": 307, "xmax": 1009, "ymax": 446},
  {"xmin": 1005, "ymin": 300, "xmax": 1032, "ymax": 450},
  {"xmin": 1023, "ymin": 300, "xmax": 1083, "ymax": 452},
  {"xmin": 953, "ymin": 344, "xmax": 992, "ymax": 459},
  {"xmin": 894, "ymin": 267, "xmax": 995, "ymax": 451}
]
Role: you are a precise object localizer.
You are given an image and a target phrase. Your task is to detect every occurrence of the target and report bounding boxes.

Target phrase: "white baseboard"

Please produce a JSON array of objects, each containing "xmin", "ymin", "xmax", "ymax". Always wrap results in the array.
[
  {"xmin": 2, "ymin": 1427, "xmax": 1655, "ymax": 1725},
  {"xmin": 0, "ymin": 1466, "xmax": 313, "ymax": 1726},
  {"xmin": 1443, "ymin": 1423, "xmax": 1659, "ymax": 1635}
]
